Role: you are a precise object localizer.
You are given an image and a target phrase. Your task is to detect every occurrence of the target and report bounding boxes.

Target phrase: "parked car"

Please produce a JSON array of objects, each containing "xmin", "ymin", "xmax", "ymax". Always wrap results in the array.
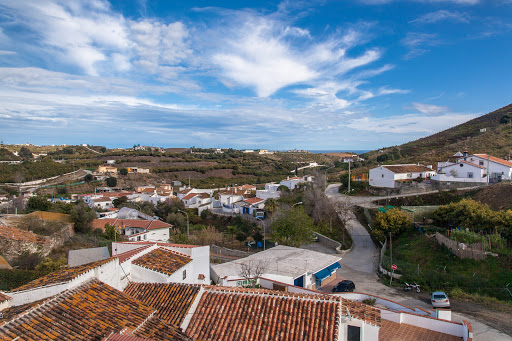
[
  {"xmin": 431, "ymin": 291, "xmax": 450, "ymax": 308},
  {"xmin": 332, "ymin": 280, "xmax": 355, "ymax": 293}
]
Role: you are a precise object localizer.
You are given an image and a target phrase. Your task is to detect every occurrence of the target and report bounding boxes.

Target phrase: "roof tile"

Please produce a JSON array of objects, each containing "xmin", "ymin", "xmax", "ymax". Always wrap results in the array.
[{"xmin": 132, "ymin": 249, "xmax": 191, "ymax": 276}]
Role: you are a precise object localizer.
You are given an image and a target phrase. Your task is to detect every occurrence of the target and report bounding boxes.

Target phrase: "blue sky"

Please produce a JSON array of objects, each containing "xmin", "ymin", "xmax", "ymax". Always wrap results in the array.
[{"xmin": 0, "ymin": 0, "xmax": 511, "ymax": 150}]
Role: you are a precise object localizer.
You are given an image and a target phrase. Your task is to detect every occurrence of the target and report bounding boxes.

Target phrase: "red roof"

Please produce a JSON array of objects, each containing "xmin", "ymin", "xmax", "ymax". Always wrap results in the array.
[
  {"xmin": 93, "ymin": 197, "xmax": 114, "ymax": 203},
  {"xmin": 92, "ymin": 219, "xmax": 171, "ymax": 232},
  {"xmin": 284, "ymin": 177, "xmax": 303, "ymax": 181},
  {"xmin": 182, "ymin": 193, "xmax": 198, "ymax": 200},
  {"xmin": 473, "ymin": 154, "xmax": 512, "ymax": 168},
  {"xmin": 244, "ymin": 197, "xmax": 264, "ymax": 205},
  {"xmin": 102, "ymin": 191, "xmax": 134, "ymax": 198},
  {"xmin": 116, "ymin": 245, "xmax": 152, "ymax": 263},
  {"xmin": 132, "ymin": 248, "xmax": 191, "ymax": 276},
  {"xmin": 116, "ymin": 241, "xmax": 200, "ymax": 248}
]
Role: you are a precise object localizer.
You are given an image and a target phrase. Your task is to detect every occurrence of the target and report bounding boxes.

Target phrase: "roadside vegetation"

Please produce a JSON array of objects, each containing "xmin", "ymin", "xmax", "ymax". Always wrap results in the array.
[{"xmin": 372, "ymin": 199, "xmax": 512, "ymax": 302}]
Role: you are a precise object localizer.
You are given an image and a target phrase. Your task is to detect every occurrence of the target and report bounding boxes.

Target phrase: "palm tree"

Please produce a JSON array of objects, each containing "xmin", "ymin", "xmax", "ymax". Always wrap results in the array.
[{"xmin": 264, "ymin": 198, "xmax": 279, "ymax": 216}]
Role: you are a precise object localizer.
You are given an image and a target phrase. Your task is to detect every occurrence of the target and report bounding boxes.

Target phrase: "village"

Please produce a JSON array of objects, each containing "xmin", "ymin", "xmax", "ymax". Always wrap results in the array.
[{"xmin": 1, "ymin": 145, "xmax": 512, "ymax": 340}]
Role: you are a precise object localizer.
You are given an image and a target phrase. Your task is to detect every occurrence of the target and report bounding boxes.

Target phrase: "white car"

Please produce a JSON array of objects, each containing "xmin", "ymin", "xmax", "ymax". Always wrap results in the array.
[{"xmin": 431, "ymin": 291, "xmax": 450, "ymax": 308}]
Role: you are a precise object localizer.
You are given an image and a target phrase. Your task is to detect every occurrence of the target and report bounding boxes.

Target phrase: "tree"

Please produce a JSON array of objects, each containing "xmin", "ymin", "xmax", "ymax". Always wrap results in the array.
[
  {"xmin": 19, "ymin": 147, "xmax": 33, "ymax": 159},
  {"xmin": 70, "ymin": 201, "xmax": 96, "ymax": 233},
  {"xmin": 106, "ymin": 177, "xmax": 117, "ymax": 187},
  {"xmin": 26, "ymin": 196, "xmax": 52, "ymax": 212},
  {"xmin": 264, "ymin": 198, "xmax": 279, "ymax": 216},
  {"xmin": 238, "ymin": 260, "xmax": 269, "ymax": 287},
  {"xmin": 104, "ymin": 223, "xmax": 120, "ymax": 240},
  {"xmin": 84, "ymin": 174, "xmax": 93, "ymax": 183},
  {"xmin": 35, "ymin": 256, "xmax": 67, "ymax": 273},
  {"xmin": 371, "ymin": 208, "xmax": 411, "ymax": 242},
  {"xmin": 270, "ymin": 206, "xmax": 315, "ymax": 247},
  {"xmin": 113, "ymin": 196, "xmax": 128, "ymax": 208},
  {"xmin": 119, "ymin": 168, "xmax": 128, "ymax": 176}
]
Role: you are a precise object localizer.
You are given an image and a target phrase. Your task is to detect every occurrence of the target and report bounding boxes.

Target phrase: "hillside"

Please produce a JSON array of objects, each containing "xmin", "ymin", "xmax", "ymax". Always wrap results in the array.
[{"xmin": 363, "ymin": 103, "xmax": 512, "ymax": 165}]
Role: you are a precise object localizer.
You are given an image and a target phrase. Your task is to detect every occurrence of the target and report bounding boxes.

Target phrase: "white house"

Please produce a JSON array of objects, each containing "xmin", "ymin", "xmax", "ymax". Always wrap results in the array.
[
  {"xmin": 89, "ymin": 196, "xmax": 114, "ymax": 209},
  {"xmin": 432, "ymin": 160, "xmax": 488, "ymax": 183},
  {"xmin": 433, "ymin": 152, "xmax": 512, "ymax": 183},
  {"xmin": 369, "ymin": 164, "xmax": 437, "ymax": 188},
  {"xmin": 467, "ymin": 153, "xmax": 512, "ymax": 182},
  {"xmin": 112, "ymin": 241, "xmax": 210, "ymax": 288},
  {"xmin": 279, "ymin": 176, "xmax": 308, "ymax": 190},
  {"xmin": 211, "ymin": 245, "xmax": 342, "ymax": 290},
  {"xmin": 92, "ymin": 218, "xmax": 171, "ymax": 242},
  {"xmin": 256, "ymin": 182, "xmax": 281, "ymax": 199},
  {"xmin": 233, "ymin": 197, "xmax": 266, "ymax": 216},
  {"xmin": 181, "ymin": 192, "xmax": 212, "ymax": 209}
]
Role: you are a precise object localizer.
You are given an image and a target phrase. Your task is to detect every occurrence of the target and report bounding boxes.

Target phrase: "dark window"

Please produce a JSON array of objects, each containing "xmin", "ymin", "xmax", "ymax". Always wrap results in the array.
[
  {"xmin": 347, "ymin": 325, "xmax": 361, "ymax": 341},
  {"xmin": 479, "ymin": 161, "xmax": 484, "ymax": 166},
  {"xmin": 183, "ymin": 270, "xmax": 186, "ymax": 280}
]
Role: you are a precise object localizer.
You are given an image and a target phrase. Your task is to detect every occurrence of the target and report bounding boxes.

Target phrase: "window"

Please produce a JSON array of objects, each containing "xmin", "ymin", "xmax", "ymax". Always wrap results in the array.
[
  {"xmin": 183, "ymin": 270, "xmax": 187, "ymax": 280},
  {"xmin": 236, "ymin": 279, "xmax": 256, "ymax": 287},
  {"xmin": 407, "ymin": 173, "xmax": 412, "ymax": 178},
  {"xmin": 347, "ymin": 325, "xmax": 361, "ymax": 341},
  {"xmin": 467, "ymin": 172, "xmax": 473, "ymax": 178},
  {"xmin": 479, "ymin": 161, "xmax": 484, "ymax": 166},
  {"xmin": 381, "ymin": 174, "xmax": 384, "ymax": 178}
]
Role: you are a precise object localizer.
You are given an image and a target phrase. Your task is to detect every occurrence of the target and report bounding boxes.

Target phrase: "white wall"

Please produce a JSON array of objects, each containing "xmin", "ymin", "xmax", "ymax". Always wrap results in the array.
[
  {"xmin": 369, "ymin": 167, "xmax": 395, "ymax": 188},
  {"xmin": 431, "ymin": 174, "xmax": 487, "ymax": 183}
]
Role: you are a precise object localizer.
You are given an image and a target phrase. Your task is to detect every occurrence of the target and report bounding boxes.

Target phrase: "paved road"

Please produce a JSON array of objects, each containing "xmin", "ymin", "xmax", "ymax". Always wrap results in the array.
[{"xmin": 325, "ymin": 183, "xmax": 512, "ymax": 340}]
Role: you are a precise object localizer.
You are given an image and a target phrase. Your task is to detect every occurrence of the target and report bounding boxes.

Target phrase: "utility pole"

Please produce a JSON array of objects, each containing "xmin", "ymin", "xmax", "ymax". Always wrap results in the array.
[
  {"xmin": 389, "ymin": 232, "xmax": 393, "ymax": 285},
  {"xmin": 348, "ymin": 160, "xmax": 351, "ymax": 193},
  {"xmin": 177, "ymin": 209, "xmax": 190, "ymax": 239}
]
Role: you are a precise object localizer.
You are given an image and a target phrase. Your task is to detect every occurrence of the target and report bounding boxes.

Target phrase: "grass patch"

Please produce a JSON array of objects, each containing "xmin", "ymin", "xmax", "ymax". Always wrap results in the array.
[{"xmin": 381, "ymin": 228, "xmax": 512, "ymax": 302}]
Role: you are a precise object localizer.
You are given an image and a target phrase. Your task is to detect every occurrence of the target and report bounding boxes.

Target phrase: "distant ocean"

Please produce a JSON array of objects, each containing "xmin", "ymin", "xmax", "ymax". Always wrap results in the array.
[{"xmin": 308, "ymin": 150, "xmax": 370, "ymax": 154}]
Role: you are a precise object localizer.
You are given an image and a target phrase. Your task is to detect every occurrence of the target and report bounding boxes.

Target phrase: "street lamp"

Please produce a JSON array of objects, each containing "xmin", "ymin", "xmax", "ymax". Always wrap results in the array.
[{"xmin": 177, "ymin": 209, "xmax": 189, "ymax": 239}]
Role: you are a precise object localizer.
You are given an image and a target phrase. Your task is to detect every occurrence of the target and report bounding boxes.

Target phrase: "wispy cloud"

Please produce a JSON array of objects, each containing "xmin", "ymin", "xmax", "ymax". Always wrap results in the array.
[
  {"xmin": 401, "ymin": 32, "xmax": 441, "ymax": 59},
  {"xmin": 359, "ymin": 0, "xmax": 479, "ymax": 4},
  {"xmin": 409, "ymin": 10, "xmax": 470, "ymax": 24},
  {"xmin": 411, "ymin": 102, "xmax": 449, "ymax": 115},
  {"xmin": 347, "ymin": 111, "xmax": 479, "ymax": 134}
]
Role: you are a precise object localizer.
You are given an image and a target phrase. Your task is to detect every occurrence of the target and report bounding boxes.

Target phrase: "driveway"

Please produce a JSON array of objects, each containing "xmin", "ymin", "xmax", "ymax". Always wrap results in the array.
[{"xmin": 325, "ymin": 183, "xmax": 512, "ymax": 340}]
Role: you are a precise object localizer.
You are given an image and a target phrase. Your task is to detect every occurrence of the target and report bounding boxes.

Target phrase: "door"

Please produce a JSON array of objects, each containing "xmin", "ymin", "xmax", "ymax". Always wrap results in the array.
[{"xmin": 294, "ymin": 276, "xmax": 304, "ymax": 288}]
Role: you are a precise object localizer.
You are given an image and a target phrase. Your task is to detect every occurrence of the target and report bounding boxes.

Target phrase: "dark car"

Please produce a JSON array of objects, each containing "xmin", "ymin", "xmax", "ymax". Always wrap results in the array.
[{"xmin": 332, "ymin": 280, "xmax": 355, "ymax": 293}]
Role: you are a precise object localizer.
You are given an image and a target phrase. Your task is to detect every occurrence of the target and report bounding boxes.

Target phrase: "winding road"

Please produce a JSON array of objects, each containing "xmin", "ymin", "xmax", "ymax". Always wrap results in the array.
[{"xmin": 325, "ymin": 183, "xmax": 512, "ymax": 340}]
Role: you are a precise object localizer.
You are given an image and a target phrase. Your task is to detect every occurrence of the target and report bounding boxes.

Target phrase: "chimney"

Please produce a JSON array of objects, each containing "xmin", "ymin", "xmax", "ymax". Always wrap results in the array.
[{"xmin": 463, "ymin": 151, "xmax": 468, "ymax": 160}]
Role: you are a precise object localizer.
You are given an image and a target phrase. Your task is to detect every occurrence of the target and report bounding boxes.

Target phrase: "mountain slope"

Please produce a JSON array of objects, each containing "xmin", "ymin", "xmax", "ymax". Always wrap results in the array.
[{"xmin": 363, "ymin": 103, "xmax": 512, "ymax": 165}]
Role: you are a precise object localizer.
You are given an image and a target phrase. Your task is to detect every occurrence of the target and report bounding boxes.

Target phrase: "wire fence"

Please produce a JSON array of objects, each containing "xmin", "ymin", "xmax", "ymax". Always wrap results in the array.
[{"xmin": 380, "ymin": 253, "xmax": 512, "ymax": 301}]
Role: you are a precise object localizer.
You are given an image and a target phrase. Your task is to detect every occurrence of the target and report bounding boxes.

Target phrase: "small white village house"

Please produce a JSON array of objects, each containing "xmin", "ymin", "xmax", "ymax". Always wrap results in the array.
[{"xmin": 369, "ymin": 164, "xmax": 436, "ymax": 188}]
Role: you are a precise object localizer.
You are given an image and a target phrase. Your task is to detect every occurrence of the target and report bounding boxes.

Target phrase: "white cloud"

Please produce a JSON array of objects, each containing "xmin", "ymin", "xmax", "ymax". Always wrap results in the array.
[
  {"xmin": 401, "ymin": 32, "xmax": 440, "ymax": 59},
  {"xmin": 411, "ymin": 102, "xmax": 449, "ymax": 115},
  {"xmin": 410, "ymin": 10, "xmax": 470, "ymax": 24},
  {"xmin": 347, "ymin": 112, "xmax": 479, "ymax": 134}
]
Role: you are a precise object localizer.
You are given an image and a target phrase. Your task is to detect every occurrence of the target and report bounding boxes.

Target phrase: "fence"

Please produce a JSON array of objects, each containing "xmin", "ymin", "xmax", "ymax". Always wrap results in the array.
[
  {"xmin": 400, "ymin": 206, "xmax": 440, "ymax": 222},
  {"xmin": 434, "ymin": 232, "xmax": 486, "ymax": 261}
]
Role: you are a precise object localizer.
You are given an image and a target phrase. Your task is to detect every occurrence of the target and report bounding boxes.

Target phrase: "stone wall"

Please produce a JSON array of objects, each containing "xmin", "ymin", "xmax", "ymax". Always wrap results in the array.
[
  {"xmin": 210, "ymin": 245, "xmax": 252, "ymax": 258},
  {"xmin": 313, "ymin": 232, "xmax": 343, "ymax": 254}
]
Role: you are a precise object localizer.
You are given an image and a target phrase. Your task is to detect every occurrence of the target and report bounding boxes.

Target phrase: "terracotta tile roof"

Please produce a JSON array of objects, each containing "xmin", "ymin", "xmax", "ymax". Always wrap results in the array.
[
  {"xmin": 104, "ymin": 334, "xmax": 153, "ymax": 341},
  {"xmin": 239, "ymin": 184, "xmax": 256, "ymax": 190},
  {"xmin": 244, "ymin": 197, "xmax": 264, "ymax": 205},
  {"xmin": 103, "ymin": 191, "xmax": 134, "ymax": 198},
  {"xmin": 178, "ymin": 188, "xmax": 193, "ymax": 195},
  {"xmin": 284, "ymin": 176, "xmax": 304, "ymax": 181},
  {"xmin": 219, "ymin": 188, "xmax": 246, "ymax": 195},
  {"xmin": 458, "ymin": 160, "xmax": 487, "ymax": 169},
  {"xmin": 124, "ymin": 282, "xmax": 201, "ymax": 326},
  {"xmin": 473, "ymin": 154, "xmax": 512, "ymax": 168},
  {"xmin": 196, "ymin": 193, "xmax": 210, "ymax": 199},
  {"xmin": 382, "ymin": 164, "xmax": 434, "ymax": 174},
  {"xmin": 0, "ymin": 292, "xmax": 10, "ymax": 303},
  {"xmin": 116, "ymin": 245, "xmax": 152, "ymax": 263},
  {"xmin": 10, "ymin": 258, "xmax": 115, "ymax": 292},
  {"xmin": 92, "ymin": 219, "xmax": 171, "ymax": 232},
  {"xmin": 133, "ymin": 315, "xmax": 192, "ymax": 340},
  {"xmin": 0, "ymin": 280, "xmax": 189, "ymax": 341},
  {"xmin": 379, "ymin": 320, "xmax": 462, "ymax": 341},
  {"xmin": 182, "ymin": 193, "xmax": 198, "ymax": 200},
  {"xmin": 94, "ymin": 197, "xmax": 115, "ymax": 203},
  {"xmin": 0, "ymin": 298, "xmax": 50, "ymax": 323},
  {"xmin": 0, "ymin": 224, "xmax": 48, "ymax": 244},
  {"xmin": 117, "ymin": 241, "xmax": 201, "ymax": 248},
  {"xmin": 132, "ymin": 248, "xmax": 192, "ymax": 276},
  {"xmin": 186, "ymin": 290, "xmax": 341, "ymax": 341}
]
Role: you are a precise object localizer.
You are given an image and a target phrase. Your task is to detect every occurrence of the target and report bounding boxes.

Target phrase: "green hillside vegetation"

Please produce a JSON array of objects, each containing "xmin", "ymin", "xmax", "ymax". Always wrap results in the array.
[
  {"xmin": 0, "ymin": 159, "xmax": 74, "ymax": 183},
  {"xmin": 0, "ymin": 148, "xmax": 20, "ymax": 161},
  {"xmin": 363, "ymin": 103, "xmax": 512, "ymax": 165}
]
